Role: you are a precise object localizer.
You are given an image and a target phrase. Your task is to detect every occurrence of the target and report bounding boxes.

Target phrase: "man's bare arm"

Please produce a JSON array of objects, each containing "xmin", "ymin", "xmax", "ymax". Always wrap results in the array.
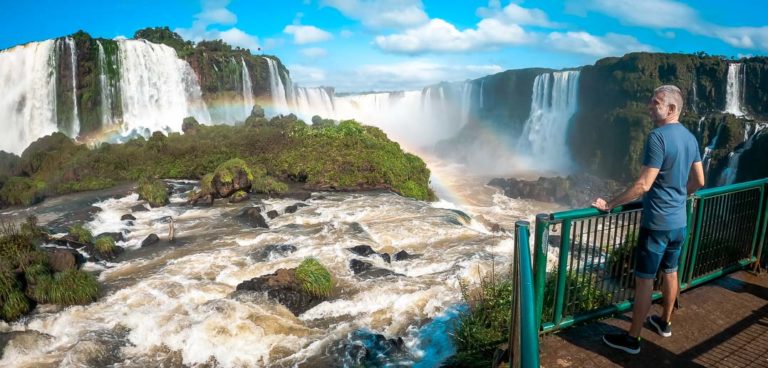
[
  {"xmin": 687, "ymin": 161, "xmax": 705, "ymax": 195},
  {"xmin": 593, "ymin": 166, "xmax": 660, "ymax": 211}
]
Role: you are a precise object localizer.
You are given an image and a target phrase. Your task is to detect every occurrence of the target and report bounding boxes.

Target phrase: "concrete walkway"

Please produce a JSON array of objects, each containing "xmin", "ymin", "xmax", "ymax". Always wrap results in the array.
[{"xmin": 539, "ymin": 271, "xmax": 768, "ymax": 367}]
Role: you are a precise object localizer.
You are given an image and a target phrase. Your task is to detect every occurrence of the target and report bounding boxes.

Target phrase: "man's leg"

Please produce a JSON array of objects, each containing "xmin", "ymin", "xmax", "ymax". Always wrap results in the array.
[
  {"xmin": 661, "ymin": 271, "xmax": 678, "ymax": 323},
  {"xmin": 629, "ymin": 277, "xmax": 654, "ymax": 338}
]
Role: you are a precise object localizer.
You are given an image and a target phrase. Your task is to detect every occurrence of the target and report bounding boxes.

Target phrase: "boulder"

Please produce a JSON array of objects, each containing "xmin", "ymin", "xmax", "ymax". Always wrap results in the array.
[
  {"xmin": 394, "ymin": 250, "xmax": 414, "ymax": 261},
  {"xmin": 229, "ymin": 190, "xmax": 250, "ymax": 203},
  {"xmin": 120, "ymin": 214, "xmax": 136, "ymax": 221},
  {"xmin": 349, "ymin": 259, "xmax": 400, "ymax": 279},
  {"xmin": 182, "ymin": 117, "xmax": 200, "ymax": 135},
  {"xmin": 235, "ymin": 268, "xmax": 327, "ymax": 315},
  {"xmin": 141, "ymin": 234, "xmax": 160, "ymax": 247},
  {"xmin": 44, "ymin": 248, "xmax": 83, "ymax": 272},
  {"xmin": 236, "ymin": 207, "xmax": 269, "ymax": 228},
  {"xmin": 131, "ymin": 204, "xmax": 149, "ymax": 213},
  {"xmin": 251, "ymin": 244, "xmax": 297, "ymax": 261},
  {"xmin": 266, "ymin": 210, "xmax": 279, "ymax": 219},
  {"xmin": 347, "ymin": 245, "xmax": 377, "ymax": 257},
  {"xmin": 488, "ymin": 173, "xmax": 623, "ymax": 208},
  {"xmin": 211, "ymin": 159, "xmax": 253, "ymax": 198},
  {"xmin": 285, "ymin": 203, "xmax": 308, "ymax": 214}
]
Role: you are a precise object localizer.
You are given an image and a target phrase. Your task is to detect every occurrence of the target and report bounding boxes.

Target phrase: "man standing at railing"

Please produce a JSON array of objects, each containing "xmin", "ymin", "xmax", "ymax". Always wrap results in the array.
[{"xmin": 592, "ymin": 85, "xmax": 705, "ymax": 354}]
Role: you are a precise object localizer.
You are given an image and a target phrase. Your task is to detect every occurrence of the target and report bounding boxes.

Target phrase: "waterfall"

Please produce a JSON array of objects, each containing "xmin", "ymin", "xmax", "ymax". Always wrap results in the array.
[
  {"xmin": 263, "ymin": 57, "xmax": 290, "ymax": 115},
  {"xmin": 97, "ymin": 41, "xmax": 115, "ymax": 126},
  {"xmin": 117, "ymin": 39, "xmax": 210, "ymax": 135},
  {"xmin": 717, "ymin": 123, "xmax": 767, "ymax": 186},
  {"xmin": 691, "ymin": 73, "xmax": 698, "ymax": 114},
  {"xmin": 294, "ymin": 87, "xmax": 335, "ymax": 122},
  {"xmin": 0, "ymin": 41, "xmax": 59, "ymax": 155},
  {"xmin": 241, "ymin": 57, "xmax": 254, "ymax": 117},
  {"xmin": 724, "ymin": 63, "xmax": 745, "ymax": 116},
  {"xmin": 479, "ymin": 79, "xmax": 485, "ymax": 109},
  {"xmin": 702, "ymin": 123, "xmax": 722, "ymax": 174},
  {"xmin": 520, "ymin": 70, "xmax": 580, "ymax": 169},
  {"xmin": 65, "ymin": 37, "xmax": 81, "ymax": 137},
  {"xmin": 460, "ymin": 81, "xmax": 473, "ymax": 128}
]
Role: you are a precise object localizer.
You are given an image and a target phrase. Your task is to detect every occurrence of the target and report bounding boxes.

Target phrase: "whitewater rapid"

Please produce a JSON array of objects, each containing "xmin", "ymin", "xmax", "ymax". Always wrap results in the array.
[{"xmin": 0, "ymin": 160, "xmax": 562, "ymax": 367}]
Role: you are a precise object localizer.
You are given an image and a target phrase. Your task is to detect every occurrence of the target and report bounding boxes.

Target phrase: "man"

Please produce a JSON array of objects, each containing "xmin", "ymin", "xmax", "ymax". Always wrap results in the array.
[{"xmin": 593, "ymin": 85, "xmax": 705, "ymax": 354}]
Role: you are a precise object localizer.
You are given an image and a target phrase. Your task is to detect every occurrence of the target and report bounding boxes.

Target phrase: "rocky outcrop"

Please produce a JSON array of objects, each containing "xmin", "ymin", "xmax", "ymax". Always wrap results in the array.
[
  {"xmin": 489, "ymin": 174, "xmax": 624, "ymax": 208},
  {"xmin": 235, "ymin": 268, "xmax": 328, "ymax": 315},
  {"xmin": 141, "ymin": 234, "xmax": 160, "ymax": 247}
]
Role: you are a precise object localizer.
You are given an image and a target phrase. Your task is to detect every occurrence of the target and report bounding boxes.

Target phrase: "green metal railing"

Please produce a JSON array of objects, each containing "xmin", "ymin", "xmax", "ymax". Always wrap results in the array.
[
  {"xmin": 529, "ymin": 177, "xmax": 768, "ymax": 334},
  {"xmin": 508, "ymin": 221, "xmax": 540, "ymax": 368}
]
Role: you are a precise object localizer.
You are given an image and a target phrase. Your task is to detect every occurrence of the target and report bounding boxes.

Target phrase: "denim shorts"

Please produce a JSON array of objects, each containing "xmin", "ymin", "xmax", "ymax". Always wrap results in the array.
[{"xmin": 634, "ymin": 226, "xmax": 686, "ymax": 279}]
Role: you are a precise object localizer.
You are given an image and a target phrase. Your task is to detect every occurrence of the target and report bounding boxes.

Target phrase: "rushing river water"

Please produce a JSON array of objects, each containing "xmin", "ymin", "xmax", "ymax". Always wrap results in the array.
[{"xmin": 0, "ymin": 159, "xmax": 562, "ymax": 367}]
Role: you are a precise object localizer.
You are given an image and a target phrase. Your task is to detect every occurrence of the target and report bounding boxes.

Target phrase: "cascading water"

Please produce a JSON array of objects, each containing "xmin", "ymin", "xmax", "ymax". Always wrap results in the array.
[
  {"xmin": 65, "ymin": 37, "xmax": 81, "ymax": 137},
  {"xmin": 241, "ymin": 57, "xmax": 254, "ymax": 117},
  {"xmin": 520, "ymin": 70, "xmax": 581, "ymax": 169},
  {"xmin": 0, "ymin": 40, "xmax": 59, "ymax": 155},
  {"xmin": 97, "ymin": 41, "xmax": 115, "ymax": 127},
  {"xmin": 479, "ymin": 79, "xmax": 485, "ymax": 109},
  {"xmin": 724, "ymin": 63, "xmax": 745, "ymax": 116},
  {"xmin": 460, "ymin": 81, "xmax": 473, "ymax": 129},
  {"xmin": 117, "ymin": 39, "xmax": 210, "ymax": 135},
  {"xmin": 702, "ymin": 123, "xmax": 722, "ymax": 174},
  {"xmin": 717, "ymin": 123, "xmax": 767, "ymax": 186},
  {"xmin": 264, "ymin": 57, "xmax": 290, "ymax": 115},
  {"xmin": 294, "ymin": 86, "xmax": 335, "ymax": 122},
  {"xmin": 691, "ymin": 72, "xmax": 698, "ymax": 114}
]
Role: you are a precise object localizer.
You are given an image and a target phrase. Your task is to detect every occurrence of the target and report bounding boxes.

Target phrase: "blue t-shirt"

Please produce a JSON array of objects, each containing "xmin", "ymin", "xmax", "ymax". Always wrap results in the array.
[{"xmin": 641, "ymin": 123, "xmax": 701, "ymax": 230}]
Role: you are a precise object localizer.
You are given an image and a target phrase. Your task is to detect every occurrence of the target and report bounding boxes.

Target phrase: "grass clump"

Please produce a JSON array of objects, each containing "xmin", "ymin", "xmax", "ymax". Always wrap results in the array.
[
  {"xmin": 94, "ymin": 235, "xmax": 116, "ymax": 255},
  {"xmin": 1, "ymin": 289, "xmax": 31, "ymax": 321},
  {"xmin": 137, "ymin": 178, "xmax": 169, "ymax": 207},
  {"xmin": 214, "ymin": 158, "xmax": 254, "ymax": 184},
  {"xmin": 295, "ymin": 258, "xmax": 333, "ymax": 297},
  {"xmin": 35, "ymin": 270, "xmax": 99, "ymax": 305},
  {"xmin": 68, "ymin": 224, "xmax": 94, "ymax": 244},
  {"xmin": 252, "ymin": 175, "xmax": 288, "ymax": 194}
]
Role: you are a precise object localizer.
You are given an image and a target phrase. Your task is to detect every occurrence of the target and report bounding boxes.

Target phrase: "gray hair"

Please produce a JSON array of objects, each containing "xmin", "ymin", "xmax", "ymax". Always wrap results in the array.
[{"xmin": 654, "ymin": 85, "xmax": 684, "ymax": 113}]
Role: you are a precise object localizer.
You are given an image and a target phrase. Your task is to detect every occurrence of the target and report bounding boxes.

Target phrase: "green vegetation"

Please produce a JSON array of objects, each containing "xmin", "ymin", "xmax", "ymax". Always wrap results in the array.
[
  {"xmin": 214, "ymin": 158, "xmax": 254, "ymax": 184},
  {"xmin": 94, "ymin": 236, "xmax": 117, "ymax": 255},
  {"xmin": 294, "ymin": 258, "xmax": 333, "ymax": 297},
  {"xmin": 0, "ymin": 219, "xmax": 100, "ymax": 321},
  {"xmin": 453, "ymin": 272, "xmax": 512, "ymax": 355},
  {"xmin": 541, "ymin": 272, "xmax": 613, "ymax": 322},
  {"xmin": 606, "ymin": 230, "xmax": 639, "ymax": 279},
  {"xmin": 0, "ymin": 176, "xmax": 46, "ymax": 206},
  {"xmin": 134, "ymin": 27, "xmax": 195, "ymax": 57},
  {"xmin": 0, "ymin": 113, "xmax": 433, "ymax": 207},
  {"xmin": 67, "ymin": 224, "xmax": 94, "ymax": 244},
  {"xmin": 137, "ymin": 178, "xmax": 169, "ymax": 207}
]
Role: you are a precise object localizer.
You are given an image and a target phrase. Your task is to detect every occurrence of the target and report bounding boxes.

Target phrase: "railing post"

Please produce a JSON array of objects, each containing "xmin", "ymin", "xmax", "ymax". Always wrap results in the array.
[
  {"xmin": 515, "ymin": 221, "xmax": 540, "ymax": 368},
  {"xmin": 553, "ymin": 219, "xmax": 572, "ymax": 326},
  {"xmin": 755, "ymin": 181, "xmax": 768, "ymax": 272},
  {"xmin": 533, "ymin": 214, "xmax": 550, "ymax": 330}
]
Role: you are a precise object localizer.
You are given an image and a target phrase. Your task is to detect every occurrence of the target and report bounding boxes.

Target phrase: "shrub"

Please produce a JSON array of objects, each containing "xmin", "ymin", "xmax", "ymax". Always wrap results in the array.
[
  {"xmin": 252, "ymin": 175, "xmax": 288, "ymax": 194},
  {"xmin": 30, "ymin": 270, "xmax": 99, "ymax": 305},
  {"xmin": 295, "ymin": 258, "xmax": 333, "ymax": 297},
  {"xmin": 68, "ymin": 224, "xmax": 94, "ymax": 244},
  {"xmin": 137, "ymin": 178, "xmax": 169, "ymax": 207},
  {"xmin": 1, "ymin": 289, "xmax": 31, "ymax": 321},
  {"xmin": 606, "ymin": 229, "xmax": 638, "ymax": 279},
  {"xmin": 541, "ymin": 272, "xmax": 613, "ymax": 322},
  {"xmin": 214, "ymin": 158, "xmax": 254, "ymax": 184},
  {"xmin": 0, "ymin": 223, "xmax": 47, "ymax": 271},
  {"xmin": 452, "ymin": 269, "xmax": 512, "ymax": 358},
  {"xmin": 0, "ymin": 176, "xmax": 46, "ymax": 206}
]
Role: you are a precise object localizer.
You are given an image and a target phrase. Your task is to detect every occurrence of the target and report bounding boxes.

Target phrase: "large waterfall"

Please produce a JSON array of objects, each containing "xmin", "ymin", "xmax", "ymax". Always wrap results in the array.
[
  {"xmin": 0, "ymin": 40, "xmax": 59, "ymax": 155},
  {"xmin": 520, "ymin": 70, "xmax": 581, "ymax": 169},
  {"xmin": 117, "ymin": 39, "xmax": 210, "ymax": 135},
  {"xmin": 241, "ymin": 57, "xmax": 254, "ymax": 118},
  {"xmin": 97, "ymin": 41, "xmax": 115, "ymax": 127},
  {"xmin": 264, "ymin": 57, "xmax": 291, "ymax": 115},
  {"xmin": 725, "ymin": 63, "xmax": 745, "ymax": 116},
  {"xmin": 65, "ymin": 37, "xmax": 81, "ymax": 137},
  {"xmin": 294, "ymin": 87, "xmax": 335, "ymax": 120}
]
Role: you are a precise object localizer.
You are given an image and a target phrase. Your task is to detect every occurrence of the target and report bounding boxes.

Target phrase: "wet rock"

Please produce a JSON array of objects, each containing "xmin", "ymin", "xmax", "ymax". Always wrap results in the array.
[
  {"xmin": 187, "ymin": 192, "xmax": 214, "ymax": 207},
  {"xmin": 141, "ymin": 234, "xmax": 160, "ymax": 247},
  {"xmin": 284, "ymin": 203, "xmax": 309, "ymax": 214},
  {"xmin": 266, "ymin": 210, "xmax": 279, "ymax": 219},
  {"xmin": 229, "ymin": 190, "xmax": 250, "ymax": 204},
  {"xmin": 326, "ymin": 330, "xmax": 412, "ymax": 367},
  {"xmin": 349, "ymin": 259, "xmax": 400, "ymax": 279},
  {"xmin": 348, "ymin": 245, "xmax": 377, "ymax": 257},
  {"xmin": 120, "ymin": 214, "xmax": 136, "ymax": 221},
  {"xmin": 237, "ymin": 207, "xmax": 269, "ymax": 228},
  {"xmin": 394, "ymin": 250, "xmax": 414, "ymax": 261},
  {"xmin": 96, "ymin": 232, "xmax": 125, "ymax": 242},
  {"xmin": 251, "ymin": 244, "xmax": 297, "ymax": 261},
  {"xmin": 488, "ymin": 174, "xmax": 623, "ymax": 208},
  {"xmin": 212, "ymin": 168, "xmax": 252, "ymax": 198},
  {"xmin": 235, "ymin": 268, "xmax": 328, "ymax": 315},
  {"xmin": 131, "ymin": 204, "xmax": 149, "ymax": 213},
  {"xmin": 93, "ymin": 245, "xmax": 125, "ymax": 262},
  {"xmin": 379, "ymin": 253, "xmax": 391, "ymax": 264},
  {"xmin": 44, "ymin": 248, "xmax": 83, "ymax": 272}
]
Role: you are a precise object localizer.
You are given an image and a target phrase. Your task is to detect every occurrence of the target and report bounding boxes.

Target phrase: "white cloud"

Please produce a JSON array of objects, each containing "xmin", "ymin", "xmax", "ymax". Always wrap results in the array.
[
  {"xmin": 283, "ymin": 25, "xmax": 333, "ymax": 44},
  {"xmin": 321, "ymin": 0, "xmax": 429, "ymax": 29},
  {"xmin": 174, "ymin": 0, "xmax": 262, "ymax": 52},
  {"xmin": 375, "ymin": 18, "xmax": 535, "ymax": 54},
  {"xmin": 546, "ymin": 31, "xmax": 655, "ymax": 56},
  {"xmin": 113, "ymin": 35, "xmax": 127, "ymax": 40},
  {"xmin": 300, "ymin": 47, "xmax": 328, "ymax": 58},
  {"xmin": 340, "ymin": 30, "xmax": 354, "ymax": 38},
  {"xmin": 478, "ymin": 2, "xmax": 559, "ymax": 28},
  {"xmin": 289, "ymin": 64, "xmax": 328, "ymax": 84},
  {"xmin": 583, "ymin": 0, "xmax": 768, "ymax": 51}
]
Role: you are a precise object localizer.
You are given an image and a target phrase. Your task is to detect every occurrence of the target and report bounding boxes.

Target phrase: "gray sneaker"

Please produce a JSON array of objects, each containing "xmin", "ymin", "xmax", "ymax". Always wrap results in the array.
[{"xmin": 648, "ymin": 315, "xmax": 672, "ymax": 337}]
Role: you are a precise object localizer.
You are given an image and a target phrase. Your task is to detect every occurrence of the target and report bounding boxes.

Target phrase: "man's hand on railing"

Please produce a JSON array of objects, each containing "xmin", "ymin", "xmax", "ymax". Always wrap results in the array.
[{"xmin": 591, "ymin": 197, "xmax": 610, "ymax": 212}]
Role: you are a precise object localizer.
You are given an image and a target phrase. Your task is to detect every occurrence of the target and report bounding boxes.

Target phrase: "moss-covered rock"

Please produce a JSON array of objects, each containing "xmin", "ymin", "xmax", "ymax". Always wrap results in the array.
[
  {"xmin": 137, "ymin": 178, "xmax": 170, "ymax": 207},
  {"xmin": 212, "ymin": 158, "xmax": 253, "ymax": 198},
  {"xmin": 67, "ymin": 224, "xmax": 93, "ymax": 244}
]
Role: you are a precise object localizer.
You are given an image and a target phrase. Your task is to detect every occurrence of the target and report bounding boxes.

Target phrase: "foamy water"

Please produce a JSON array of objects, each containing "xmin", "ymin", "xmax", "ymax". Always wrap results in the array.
[{"xmin": 0, "ymin": 161, "xmax": 562, "ymax": 367}]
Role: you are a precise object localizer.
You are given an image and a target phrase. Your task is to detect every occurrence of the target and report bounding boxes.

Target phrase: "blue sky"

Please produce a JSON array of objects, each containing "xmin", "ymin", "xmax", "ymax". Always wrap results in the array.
[{"xmin": 2, "ymin": 0, "xmax": 767, "ymax": 92}]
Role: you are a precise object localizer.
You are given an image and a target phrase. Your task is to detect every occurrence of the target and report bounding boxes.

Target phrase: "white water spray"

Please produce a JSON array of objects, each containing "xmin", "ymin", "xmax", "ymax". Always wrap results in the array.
[
  {"xmin": 65, "ymin": 37, "xmax": 81, "ymax": 137},
  {"xmin": 521, "ymin": 70, "xmax": 581, "ymax": 169},
  {"xmin": 97, "ymin": 41, "xmax": 115, "ymax": 127},
  {"xmin": 0, "ymin": 40, "xmax": 59, "ymax": 154},
  {"xmin": 264, "ymin": 57, "xmax": 290, "ymax": 115},
  {"xmin": 241, "ymin": 57, "xmax": 254, "ymax": 118},
  {"xmin": 117, "ymin": 39, "xmax": 210, "ymax": 135},
  {"xmin": 724, "ymin": 63, "xmax": 745, "ymax": 116}
]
